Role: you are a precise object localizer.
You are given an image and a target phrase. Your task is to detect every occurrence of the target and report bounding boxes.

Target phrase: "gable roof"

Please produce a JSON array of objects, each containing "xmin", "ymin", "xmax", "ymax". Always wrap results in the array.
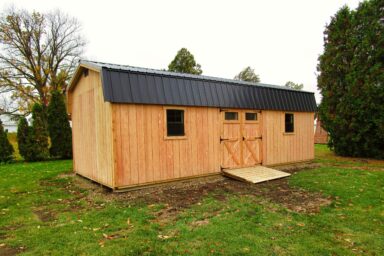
[{"xmin": 72, "ymin": 60, "xmax": 317, "ymax": 112}]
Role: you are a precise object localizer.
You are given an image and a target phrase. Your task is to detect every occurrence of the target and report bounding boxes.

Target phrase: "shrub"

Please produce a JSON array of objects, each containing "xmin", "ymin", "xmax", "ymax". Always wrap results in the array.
[
  {"xmin": 17, "ymin": 116, "xmax": 29, "ymax": 159},
  {"xmin": 0, "ymin": 120, "xmax": 14, "ymax": 162},
  {"xmin": 26, "ymin": 103, "xmax": 49, "ymax": 161}
]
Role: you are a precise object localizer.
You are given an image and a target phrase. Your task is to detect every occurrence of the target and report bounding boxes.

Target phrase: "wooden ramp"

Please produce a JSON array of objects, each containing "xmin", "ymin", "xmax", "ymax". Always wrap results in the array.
[{"xmin": 222, "ymin": 166, "xmax": 290, "ymax": 184}]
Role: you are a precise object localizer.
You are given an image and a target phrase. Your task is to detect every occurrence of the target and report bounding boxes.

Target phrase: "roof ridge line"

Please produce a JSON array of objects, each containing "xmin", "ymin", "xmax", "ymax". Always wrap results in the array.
[{"xmin": 80, "ymin": 59, "xmax": 315, "ymax": 94}]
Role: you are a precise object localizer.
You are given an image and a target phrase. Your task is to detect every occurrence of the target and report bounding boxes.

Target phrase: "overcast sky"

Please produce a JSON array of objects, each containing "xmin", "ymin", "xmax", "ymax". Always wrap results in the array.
[{"xmin": 3, "ymin": 0, "xmax": 362, "ymax": 102}]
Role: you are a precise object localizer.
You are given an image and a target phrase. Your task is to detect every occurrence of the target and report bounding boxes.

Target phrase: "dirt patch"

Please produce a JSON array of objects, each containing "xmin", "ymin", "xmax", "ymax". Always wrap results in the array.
[
  {"xmin": 0, "ymin": 246, "xmax": 24, "ymax": 256},
  {"xmin": 39, "ymin": 174, "xmax": 109, "ymax": 213},
  {"xmin": 248, "ymin": 179, "xmax": 332, "ymax": 213},
  {"xmin": 110, "ymin": 172, "xmax": 330, "ymax": 215},
  {"xmin": 33, "ymin": 208, "xmax": 56, "ymax": 222},
  {"xmin": 0, "ymin": 234, "xmax": 7, "ymax": 241},
  {"xmin": 56, "ymin": 164, "xmax": 330, "ymax": 219},
  {"xmin": 153, "ymin": 206, "xmax": 179, "ymax": 223},
  {"xmin": 274, "ymin": 162, "xmax": 322, "ymax": 174},
  {"xmin": 108, "ymin": 163, "xmax": 329, "ymax": 214},
  {"xmin": 57, "ymin": 172, "xmax": 75, "ymax": 179},
  {"xmin": 110, "ymin": 176, "xmax": 226, "ymax": 207}
]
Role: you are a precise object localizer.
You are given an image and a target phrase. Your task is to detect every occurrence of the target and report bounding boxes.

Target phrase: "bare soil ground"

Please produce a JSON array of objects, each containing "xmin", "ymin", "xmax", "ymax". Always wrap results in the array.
[
  {"xmin": 65, "ymin": 162, "xmax": 330, "ymax": 219},
  {"xmin": 0, "ymin": 245, "xmax": 24, "ymax": 256}
]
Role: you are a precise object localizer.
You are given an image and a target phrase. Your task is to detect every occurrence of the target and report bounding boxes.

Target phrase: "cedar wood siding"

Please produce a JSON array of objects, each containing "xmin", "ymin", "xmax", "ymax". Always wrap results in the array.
[
  {"xmin": 112, "ymin": 104, "xmax": 221, "ymax": 188},
  {"xmin": 71, "ymin": 69, "xmax": 114, "ymax": 187},
  {"xmin": 262, "ymin": 111, "xmax": 315, "ymax": 165},
  {"xmin": 111, "ymin": 104, "xmax": 315, "ymax": 188}
]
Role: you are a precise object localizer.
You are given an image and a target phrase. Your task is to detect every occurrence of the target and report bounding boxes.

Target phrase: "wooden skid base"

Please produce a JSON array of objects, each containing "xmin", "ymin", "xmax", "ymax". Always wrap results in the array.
[
  {"xmin": 113, "ymin": 173, "xmax": 221, "ymax": 192},
  {"xmin": 222, "ymin": 166, "xmax": 290, "ymax": 184}
]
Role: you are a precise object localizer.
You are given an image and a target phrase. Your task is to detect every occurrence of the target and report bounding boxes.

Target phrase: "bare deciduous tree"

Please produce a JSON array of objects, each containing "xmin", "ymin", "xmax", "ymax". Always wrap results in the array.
[{"xmin": 0, "ymin": 8, "xmax": 86, "ymax": 116}]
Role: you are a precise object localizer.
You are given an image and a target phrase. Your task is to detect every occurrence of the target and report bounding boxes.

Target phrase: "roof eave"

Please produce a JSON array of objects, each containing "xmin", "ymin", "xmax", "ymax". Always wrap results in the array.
[{"xmin": 67, "ymin": 62, "xmax": 102, "ymax": 93}]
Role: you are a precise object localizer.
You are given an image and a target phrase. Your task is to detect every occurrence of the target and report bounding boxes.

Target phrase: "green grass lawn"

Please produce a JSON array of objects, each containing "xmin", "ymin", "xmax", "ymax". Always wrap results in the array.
[{"xmin": 0, "ymin": 145, "xmax": 383, "ymax": 255}]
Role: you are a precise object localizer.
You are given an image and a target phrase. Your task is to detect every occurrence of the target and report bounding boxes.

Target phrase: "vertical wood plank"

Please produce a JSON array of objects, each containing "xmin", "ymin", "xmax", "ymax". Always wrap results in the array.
[
  {"xmin": 207, "ymin": 108, "xmax": 214, "ymax": 171},
  {"xmin": 190, "ymin": 108, "xmax": 198, "ymax": 175},
  {"xmin": 136, "ymin": 105, "xmax": 146, "ymax": 183},
  {"xmin": 158, "ymin": 107, "xmax": 166, "ymax": 180},
  {"xmin": 145, "ymin": 106, "xmax": 154, "ymax": 182},
  {"xmin": 151, "ymin": 106, "xmax": 160, "ymax": 181},
  {"xmin": 173, "ymin": 140, "xmax": 180, "ymax": 179},
  {"xmin": 112, "ymin": 105, "xmax": 123, "ymax": 186},
  {"xmin": 120, "ymin": 103, "xmax": 131, "ymax": 185},
  {"xmin": 128, "ymin": 104, "xmax": 139, "ymax": 184}
]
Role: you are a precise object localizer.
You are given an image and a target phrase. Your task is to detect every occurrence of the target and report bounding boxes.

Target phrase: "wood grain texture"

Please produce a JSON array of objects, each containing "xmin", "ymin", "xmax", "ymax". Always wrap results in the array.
[
  {"xmin": 111, "ymin": 106, "xmax": 314, "ymax": 188},
  {"xmin": 262, "ymin": 111, "xmax": 314, "ymax": 166},
  {"xmin": 70, "ymin": 70, "xmax": 114, "ymax": 187},
  {"xmin": 222, "ymin": 166, "xmax": 290, "ymax": 184},
  {"xmin": 112, "ymin": 104, "xmax": 222, "ymax": 187},
  {"xmin": 220, "ymin": 110, "xmax": 262, "ymax": 169}
]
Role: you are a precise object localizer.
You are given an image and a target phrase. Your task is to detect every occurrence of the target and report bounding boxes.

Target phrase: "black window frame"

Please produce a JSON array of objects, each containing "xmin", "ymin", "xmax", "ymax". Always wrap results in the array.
[
  {"xmin": 224, "ymin": 111, "xmax": 238, "ymax": 121},
  {"xmin": 285, "ymin": 113, "xmax": 294, "ymax": 133},
  {"xmin": 166, "ymin": 109, "xmax": 185, "ymax": 137},
  {"xmin": 245, "ymin": 112, "xmax": 258, "ymax": 121}
]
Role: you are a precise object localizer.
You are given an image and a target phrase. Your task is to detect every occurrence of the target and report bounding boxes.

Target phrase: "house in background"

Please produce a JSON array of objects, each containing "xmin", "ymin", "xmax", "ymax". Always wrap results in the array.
[
  {"xmin": 314, "ymin": 115, "xmax": 329, "ymax": 144},
  {"xmin": 0, "ymin": 116, "xmax": 18, "ymax": 133},
  {"xmin": 67, "ymin": 60, "xmax": 317, "ymax": 190}
]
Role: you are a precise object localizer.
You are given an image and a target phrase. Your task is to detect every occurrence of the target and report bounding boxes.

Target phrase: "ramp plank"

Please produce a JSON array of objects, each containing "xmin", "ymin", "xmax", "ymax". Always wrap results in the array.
[{"xmin": 222, "ymin": 166, "xmax": 290, "ymax": 183}]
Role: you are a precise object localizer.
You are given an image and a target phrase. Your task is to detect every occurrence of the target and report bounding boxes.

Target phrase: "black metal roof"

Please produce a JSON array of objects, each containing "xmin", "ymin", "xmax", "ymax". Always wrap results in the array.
[{"xmin": 80, "ymin": 60, "xmax": 317, "ymax": 112}]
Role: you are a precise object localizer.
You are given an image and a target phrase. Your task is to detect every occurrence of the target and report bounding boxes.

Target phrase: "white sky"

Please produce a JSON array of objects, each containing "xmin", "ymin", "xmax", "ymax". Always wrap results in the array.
[{"xmin": 2, "ymin": 0, "xmax": 362, "ymax": 102}]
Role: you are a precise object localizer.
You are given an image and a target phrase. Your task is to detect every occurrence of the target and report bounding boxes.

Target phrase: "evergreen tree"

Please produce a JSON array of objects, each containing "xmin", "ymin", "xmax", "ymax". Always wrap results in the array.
[
  {"xmin": 317, "ymin": 1, "xmax": 384, "ymax": 158},
  {"xmin": 345, "ymin": 0, "xmax": 384, "ymax": 158},
  {"xmin": 0, "ymin": 120, "xmax": 14, "ymax": 162},
  {"xmin": 47, "ymin": 90, "xmax": 72, "ymax": 159},
  {"xmin": 28, "ymin": 103, "xmax": 49, "ymax": 161},
  {"xmin": 17, "ymin": 117, "xmax": 29, "ymax": 159},
  {"xmin": 168, "ymin": 48, "xmax": 202, "ymax": 75}
]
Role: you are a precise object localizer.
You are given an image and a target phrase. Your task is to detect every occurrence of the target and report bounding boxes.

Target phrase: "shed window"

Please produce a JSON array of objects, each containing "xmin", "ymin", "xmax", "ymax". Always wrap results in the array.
[
  {"xmin": 245, "ymin": 112, "xmax": 257, "ymax": 121},
  {"xmin": 225, "ymin": 112, "xmax": 238, "ymax": 120},
  {"xmin": 166, "ymin": 109, "xmax": 185, "ymax": 136},
  {"xmin": 285, "ymin": 113, "xmax": 294, "ymax": 133}
]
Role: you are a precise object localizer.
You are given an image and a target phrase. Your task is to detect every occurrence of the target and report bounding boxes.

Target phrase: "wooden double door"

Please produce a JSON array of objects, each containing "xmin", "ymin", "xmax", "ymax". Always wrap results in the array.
[{"xmin": 220, "ymin": 110, "xmax": 262, "ymax": 169}]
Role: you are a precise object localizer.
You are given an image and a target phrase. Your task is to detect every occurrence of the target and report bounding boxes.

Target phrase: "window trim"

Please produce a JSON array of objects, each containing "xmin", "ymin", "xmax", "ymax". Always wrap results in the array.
[
  {"xmin": 164, "ymin": 107, "xmax": 187, "ymax": 140},
  {"xmin": 222, "ymin": 110, "xmax": 240, "ymax": 124},
  {"xmin": 244, "ymin": 111, "xmax": 260, "ymax": 123},
  {"xmin": 284, "ymin": 113, "xmax": 295, "ymax": 134}
]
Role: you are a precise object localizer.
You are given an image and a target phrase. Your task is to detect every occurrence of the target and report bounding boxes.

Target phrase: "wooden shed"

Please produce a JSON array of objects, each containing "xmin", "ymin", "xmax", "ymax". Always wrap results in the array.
[{"xmin": 67, "ymin": 60, "xmax": 317, "ymax": 190}]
